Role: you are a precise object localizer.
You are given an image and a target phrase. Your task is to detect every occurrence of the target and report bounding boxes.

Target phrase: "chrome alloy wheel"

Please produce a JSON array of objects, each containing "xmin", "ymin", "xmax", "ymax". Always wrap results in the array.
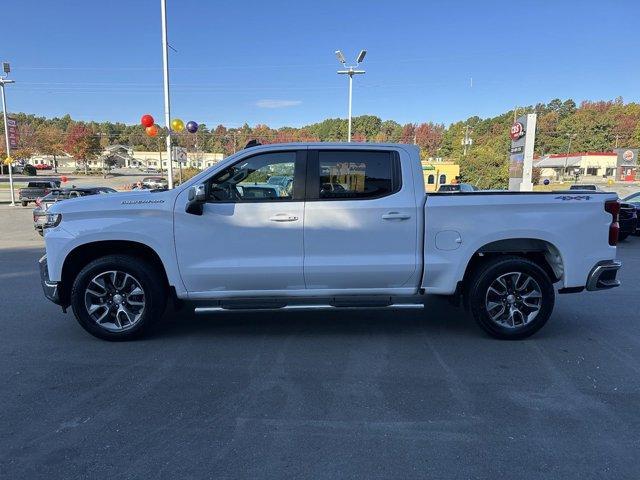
[
  {"xmin": 84, "ymin": 270, "xmax": 146, "ymax": 332},
  {"xmin": 484, "ymin": 272, "xmax": 543, "ymax": 328}
]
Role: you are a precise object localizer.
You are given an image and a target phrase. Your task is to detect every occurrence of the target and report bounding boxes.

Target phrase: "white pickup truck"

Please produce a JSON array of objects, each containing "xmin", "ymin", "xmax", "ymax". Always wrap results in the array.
[{"xmin": 39, "ymin": 143, "xmax": 622, "ymax": 341}]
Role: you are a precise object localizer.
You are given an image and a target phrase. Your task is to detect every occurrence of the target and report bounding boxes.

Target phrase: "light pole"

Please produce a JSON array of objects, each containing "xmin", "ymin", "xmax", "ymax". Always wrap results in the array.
[
  {"xmin": 335, "ymin": 50, "xmax": 366, "ymax": 142},
  {"xmin": 1, "ymin": 62, "xmax": 16, "ymax": 206},
  {"xmin": 160, "ymin": 0, "xmax": 174, "ymax": 189},
  {"xmin": 564, "ymin": 133, "xmax": 577, "ymax": 181}
]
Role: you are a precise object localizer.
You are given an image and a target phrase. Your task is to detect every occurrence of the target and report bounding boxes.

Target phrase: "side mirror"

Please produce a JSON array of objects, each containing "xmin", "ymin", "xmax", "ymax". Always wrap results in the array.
[{"xmin": 186, "ymin": 184, "xmax": 207, "ymax": 215}]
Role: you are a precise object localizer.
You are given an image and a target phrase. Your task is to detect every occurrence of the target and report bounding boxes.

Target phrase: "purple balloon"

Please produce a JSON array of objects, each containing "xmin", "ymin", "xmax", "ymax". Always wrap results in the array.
[{"xmin": 186, "ymin": 121, "xmax": 198, "ymax": 133}]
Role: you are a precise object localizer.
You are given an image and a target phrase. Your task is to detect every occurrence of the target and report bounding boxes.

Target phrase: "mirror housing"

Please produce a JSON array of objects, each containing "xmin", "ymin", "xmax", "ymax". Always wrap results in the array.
[{"xmin": 186, "ymin": 184, "xmax": 207, "ymax": 215}]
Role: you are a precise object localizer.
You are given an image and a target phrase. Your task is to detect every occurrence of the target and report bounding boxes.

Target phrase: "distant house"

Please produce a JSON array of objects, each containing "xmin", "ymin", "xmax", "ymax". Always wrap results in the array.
[
  {"xmin": 421, "ymin": 160, "xmax": 460, "ymax": 192},
  {"xmin": 534, "ymin": 151, "xmax": 637, "ymax": 182}
]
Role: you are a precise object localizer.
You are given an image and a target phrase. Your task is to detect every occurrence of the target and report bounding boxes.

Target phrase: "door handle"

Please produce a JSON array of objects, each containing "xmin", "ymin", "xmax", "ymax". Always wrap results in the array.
[
  {"xmin": 269, "ymin": 213, "xmax": 299, "ymax": 222},
  {"xmin": 382, "ymin": 212, "xmax": 411, "ymax": 220}
]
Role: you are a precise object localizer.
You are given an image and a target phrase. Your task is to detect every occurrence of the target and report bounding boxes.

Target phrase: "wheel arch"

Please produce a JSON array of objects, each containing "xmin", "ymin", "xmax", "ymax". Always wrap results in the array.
[
  {"xmin": 458, "ymin": 238, "xmax": 564, "ymax": 307},
  {"xmin": 59, "ymin": 240, "xmax": 170, "ymax": 308}
]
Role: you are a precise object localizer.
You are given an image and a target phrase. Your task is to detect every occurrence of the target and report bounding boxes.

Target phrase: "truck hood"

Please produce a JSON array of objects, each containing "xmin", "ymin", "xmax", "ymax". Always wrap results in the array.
[{"xmin": 47, "ymin": 189, "xmax": 176, "ymax": 215}]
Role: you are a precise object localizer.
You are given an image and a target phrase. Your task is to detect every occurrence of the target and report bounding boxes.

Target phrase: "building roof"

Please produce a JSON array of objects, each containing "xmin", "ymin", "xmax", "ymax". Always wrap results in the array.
[{"xmin": 534, "ymin": 151, "xmax": 617, "ymax": 168}]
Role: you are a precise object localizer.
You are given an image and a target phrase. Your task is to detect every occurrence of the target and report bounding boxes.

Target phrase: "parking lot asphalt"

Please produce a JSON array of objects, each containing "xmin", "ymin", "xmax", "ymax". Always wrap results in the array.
[{"xmin": 1, "ymin": 205, "xmax": 639, "ymax": 479}]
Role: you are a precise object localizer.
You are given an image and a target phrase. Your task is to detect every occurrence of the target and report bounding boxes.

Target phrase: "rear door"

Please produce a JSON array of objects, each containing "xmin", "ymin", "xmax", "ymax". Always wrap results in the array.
[{"xmin": 303, "ymin": 148, "xmax": 420, "ymax": 292}]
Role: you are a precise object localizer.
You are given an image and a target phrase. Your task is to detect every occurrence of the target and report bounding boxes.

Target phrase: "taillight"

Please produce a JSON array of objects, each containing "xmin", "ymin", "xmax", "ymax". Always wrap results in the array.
[
  {"xmin": 605, "ymin": 200, "xmax": 620, "ymax": 246},
  {"xmin": 35, "ymin": 197, "xmax": 42, "ymax": 207}
]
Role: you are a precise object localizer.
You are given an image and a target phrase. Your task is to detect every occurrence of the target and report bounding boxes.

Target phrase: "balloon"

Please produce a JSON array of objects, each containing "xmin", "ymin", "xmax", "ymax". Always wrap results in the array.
[
  {"xmin": 543, "ymin": 179, "xmax": 550, "ymax": 186},
  {"xmin": 140, "ymin": 114, "xmax": 154, "ymax": 128},
  {"xmin": 171, "ymin": 118, "xmax": 185, "ymax": 132},
  {"xmin": 146, "ymin": 125, "xmax": 159, "ymax": 137},
  {"xmin": 60, "ymin": 175, "xmax": 68, "ymax": 183},
  {"xmin": 186, "ymin": 121, "xmax": 198, "ymax": 133}
]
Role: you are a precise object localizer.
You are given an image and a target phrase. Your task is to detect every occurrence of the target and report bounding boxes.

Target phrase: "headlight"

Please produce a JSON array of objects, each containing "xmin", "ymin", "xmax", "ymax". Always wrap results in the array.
[{"xmin": 44, "ymin": 213, "xmax": 62, "ymax": 228}]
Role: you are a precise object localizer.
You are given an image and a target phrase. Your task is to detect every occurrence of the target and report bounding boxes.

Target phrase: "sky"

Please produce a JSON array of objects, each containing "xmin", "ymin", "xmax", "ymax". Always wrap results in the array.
[{"xmin": 4, "ymin": 0, "xmax": 640, "ymax": 128}]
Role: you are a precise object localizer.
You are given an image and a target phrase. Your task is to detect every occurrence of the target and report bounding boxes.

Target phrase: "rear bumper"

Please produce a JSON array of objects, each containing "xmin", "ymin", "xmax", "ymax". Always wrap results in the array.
[
  {"xmin": 586, "ymin": 260, "xmax": 622, "ymax": 291},
  {"xmin": 39, "ymin": 255, "xmax": 62, "ymax": 305}
]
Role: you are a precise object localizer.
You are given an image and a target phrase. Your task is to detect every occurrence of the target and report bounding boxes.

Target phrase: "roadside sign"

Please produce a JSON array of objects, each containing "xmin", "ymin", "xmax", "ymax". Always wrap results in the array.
[
  {"xmin": 510, "ymin": 122, "xmax": 525, "ymax": 141},
  {"xmin": 172, "ymin": 146, "xmax": 187, "ymax": 164},
  {"xmin": 509, "ymin": 114, "xmax": 536, "ymax": 191},
  {"xmin": 7, "ymin": 118, "xmax": 19, "ymax": 149}
]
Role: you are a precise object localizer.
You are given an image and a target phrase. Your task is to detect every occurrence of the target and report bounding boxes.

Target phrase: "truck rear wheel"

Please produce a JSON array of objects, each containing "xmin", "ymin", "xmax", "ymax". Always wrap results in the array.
[
  {"xmin": 70, "ymin": 254, "xmax": 167, "ymax": 341},
  {"xmin": 468, "ymin": 256, "xmax": 555, "ymax": 340}
]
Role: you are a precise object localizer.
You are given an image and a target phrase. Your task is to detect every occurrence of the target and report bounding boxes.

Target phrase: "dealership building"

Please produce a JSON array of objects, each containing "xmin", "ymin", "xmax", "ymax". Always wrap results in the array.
[
  {"xmin": 534, "ymin": 149, "xmax": 638, "ymax": 182},
  {"xmin": 29, "ymin": 145, "xmax": 224, "ymax": 171}
]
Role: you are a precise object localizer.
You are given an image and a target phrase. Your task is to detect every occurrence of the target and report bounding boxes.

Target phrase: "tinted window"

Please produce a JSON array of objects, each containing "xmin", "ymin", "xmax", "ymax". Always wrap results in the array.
[
  {"xmin": 624, "ymin": 193, "xmax": 640, "ymax": 204},
  {"xmin": 318, "ymin": 151, "xmax": 396, "ymax": 200},
  {"xmin": 208, "ymin": 151, "xmax": 296, "ymax": 202}
]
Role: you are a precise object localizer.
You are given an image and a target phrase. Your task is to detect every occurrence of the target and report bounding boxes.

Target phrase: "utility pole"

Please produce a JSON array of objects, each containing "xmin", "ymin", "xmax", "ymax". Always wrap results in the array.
[
  {"xmin": 160, "ymin": 0, "xmax": 174, "ymax": 189},
  {"xmin": 564, "ymin": 133, "xmax": 577, "ymax": 181},
  {"xmin": 335, "ymin": 50, "xmax": 366, "ymax": 142},
  {"xmin": 462, "ymin": 125, "xmax": 472, "ymax": 156},
  {"xmin": 1, "ymin": 62, "xmax": 16, "ymax": 206}
]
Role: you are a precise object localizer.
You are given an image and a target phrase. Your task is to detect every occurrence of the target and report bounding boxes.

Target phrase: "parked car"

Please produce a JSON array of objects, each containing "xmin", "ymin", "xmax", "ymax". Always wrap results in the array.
[
  {"xmin": 622, "ymin": 192, "xmax": 640, "ymax": 235},
  {"xmin": 141, "ymin": 167, "xmax": 159, "ymax": 174},
  {"xmin": 34, "ymin": 163, "xmax": 53, "ymax": 170},
  {"xmin": 33, "ymin": 187, "xmax": 117, "ymax": 234},
  {"xmin": 39, "ymin": 143, "xmax": 622, "ymax": 341},
  {"xmin": 18, "ymin": 180, "xmax": 61, "ymax": 206},
  {"xmin": 141, "ymin": 176, "xmax": 168, "ymax": 189},
  {"xmin": 569, "ymin": 184, "xmax": 600, "ymax": 191},
  {"xmin": 438, "ymin": 183, "xmax": 479, "ymax": 192},
  {"xmin": 618, "ymin": 202, "xmax": 638, "ymax": 241}
]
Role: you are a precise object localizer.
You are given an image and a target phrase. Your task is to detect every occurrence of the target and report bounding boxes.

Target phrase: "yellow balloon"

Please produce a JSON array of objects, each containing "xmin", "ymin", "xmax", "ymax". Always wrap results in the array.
[
  {"xmin": 171, "ymin": 118, "xmax": 185, "ymax": 132},
  {"xmin": 3, "ymin": 156, "xmax": 13, "ymax": 165}
]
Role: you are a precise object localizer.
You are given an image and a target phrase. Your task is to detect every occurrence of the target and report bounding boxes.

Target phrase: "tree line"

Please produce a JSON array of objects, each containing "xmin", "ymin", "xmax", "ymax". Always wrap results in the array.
[{"xmin": 2, "ymin": 97, "xmax": 639, "ymax": 188}]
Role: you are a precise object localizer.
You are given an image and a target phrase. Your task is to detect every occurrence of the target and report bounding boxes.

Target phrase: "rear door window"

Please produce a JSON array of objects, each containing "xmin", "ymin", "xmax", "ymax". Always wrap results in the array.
[{"xmin": 313, "ymin": 150, "xmax": 399, "ymax": 200}]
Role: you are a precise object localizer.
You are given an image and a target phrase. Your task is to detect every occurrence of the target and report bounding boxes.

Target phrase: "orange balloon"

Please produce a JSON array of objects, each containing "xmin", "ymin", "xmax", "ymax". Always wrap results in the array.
[{"xmin": 146, "ymin": 125, "xmax": 159, "ymax": 137}]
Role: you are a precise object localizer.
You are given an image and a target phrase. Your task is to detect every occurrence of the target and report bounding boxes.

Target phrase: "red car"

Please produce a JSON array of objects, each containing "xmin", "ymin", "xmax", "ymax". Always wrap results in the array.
[{"xmin": 34, "ymin": 163, "xmax": 52, "ymax": 170}]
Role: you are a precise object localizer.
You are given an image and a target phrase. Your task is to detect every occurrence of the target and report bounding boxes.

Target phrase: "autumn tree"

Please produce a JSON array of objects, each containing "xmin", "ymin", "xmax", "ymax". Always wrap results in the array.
[
  {"xmin": 64, "ymin": 124, "xmax": 102, "ymax": 173},
  {"xmin": 36, "ymin": 125, "xmax": 65, "ymax": 172}
]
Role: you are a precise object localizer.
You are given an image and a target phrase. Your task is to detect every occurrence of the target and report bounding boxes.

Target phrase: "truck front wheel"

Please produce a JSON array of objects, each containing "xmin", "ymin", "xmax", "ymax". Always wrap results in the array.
[
  {"xmin": 70, "ymin": 254, "xmax": 167, "ymax": 341},
  {"xmin": 468, "ymin": 256, "xmax": 555, "ymax": 340}
]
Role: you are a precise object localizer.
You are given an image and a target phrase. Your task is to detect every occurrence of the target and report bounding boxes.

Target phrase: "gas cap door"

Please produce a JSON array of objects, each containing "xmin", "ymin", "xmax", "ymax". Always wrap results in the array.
[{"xmin": 435, "ymin": 230, "xmax": 462, "ymax": 251}]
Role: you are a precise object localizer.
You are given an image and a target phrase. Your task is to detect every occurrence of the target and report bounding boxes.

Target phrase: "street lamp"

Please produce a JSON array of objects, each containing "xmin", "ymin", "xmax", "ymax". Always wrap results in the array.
[
  {"xmin": 160, "ymin": 0, "xmax": 174, "ymax": 189},
  {"xmin": 335, "ymin": 49, "xmax": 366, "ymax": 142},
  {"xmin": 0, "ymin": 61, "xmax": 16, "ymax": 206}
]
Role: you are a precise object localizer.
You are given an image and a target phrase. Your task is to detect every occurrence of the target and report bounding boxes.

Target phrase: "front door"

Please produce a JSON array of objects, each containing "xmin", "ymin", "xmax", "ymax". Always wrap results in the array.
[
  {"xmin": 174, "ymin": 149, "xmax": 306, "ymax": 296},
  {"xmin": 303, "ymin": 148, "xmax": 420, "ymax": 292}
]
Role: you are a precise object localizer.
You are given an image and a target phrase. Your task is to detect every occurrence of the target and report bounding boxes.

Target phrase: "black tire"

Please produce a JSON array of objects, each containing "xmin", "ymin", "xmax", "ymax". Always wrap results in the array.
[
  {"xmin": 468, "ymin": 256, "xmax": 555, "ymax": 340},
  {"xmin": 21, "ymin": 201, "xmax": 28, "ymax": 207},
  {"xmin": 70, "ymin": 254, "xmax": 167, "ymax": 341},
  {"xmin": 618, "ymin": 232, "xmax": 629, "ymax": 242}
]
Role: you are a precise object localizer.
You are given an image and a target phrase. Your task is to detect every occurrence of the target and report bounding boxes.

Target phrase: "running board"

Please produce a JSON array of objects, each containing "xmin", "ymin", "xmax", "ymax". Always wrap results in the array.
[{"xmin": 194, "ymin": 303, "xmax": 424, "ymax": 314}]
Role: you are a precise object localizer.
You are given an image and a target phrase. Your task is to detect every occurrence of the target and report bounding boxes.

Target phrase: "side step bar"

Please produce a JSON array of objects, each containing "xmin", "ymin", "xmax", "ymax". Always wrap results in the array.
[{"xmin": 194, "ymin": 303, "xmax": 424, "ymax": 314}]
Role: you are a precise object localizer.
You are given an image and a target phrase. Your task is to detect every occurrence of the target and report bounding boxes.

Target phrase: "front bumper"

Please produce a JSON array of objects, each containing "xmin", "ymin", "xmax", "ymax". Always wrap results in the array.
[
  {"xmin": 39, "ymin": 255, "xmax": 63, "ymax": 305},
  {"xmin": 586, "ymin": 260, "xmax": 622, "ymax": 291}
]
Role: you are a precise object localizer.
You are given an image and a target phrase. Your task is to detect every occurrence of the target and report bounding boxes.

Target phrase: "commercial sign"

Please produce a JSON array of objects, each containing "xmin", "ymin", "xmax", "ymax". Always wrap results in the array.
[
  {"xmin": 509, "ymin": 114, "xmax": 537, "ymax": 191},
  {"xmin": 510, "ymin": 122, "xmax": 525, "ymax": 141},
  {"xmin": 7, "ymin": 117, "xmax": 19, "ymax": 149},
  {"xmin": 616, "ymin": 148, "xmax": 638, "ymax": 166},
  {"xmin": 172, "ymin": 146, "xmax": 188, "ymax": 164}
]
